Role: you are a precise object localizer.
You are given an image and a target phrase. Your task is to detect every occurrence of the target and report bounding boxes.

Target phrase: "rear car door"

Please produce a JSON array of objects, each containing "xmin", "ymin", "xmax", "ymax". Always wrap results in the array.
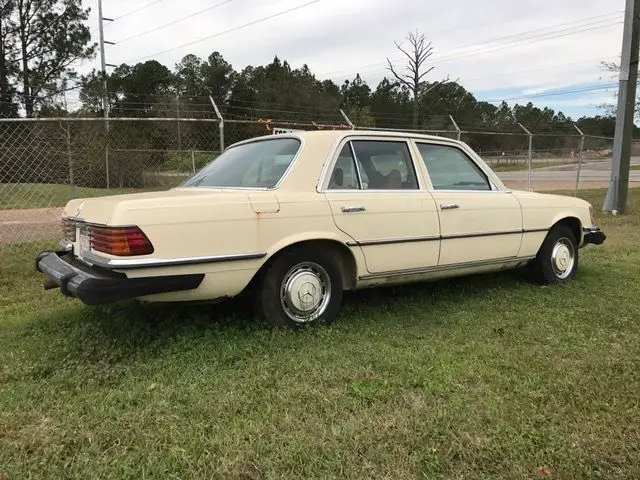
[
  {"xmin": 412, "ymin": 140, "xmax": 523, "ymax": 266},
  {"xmin": 322, "ymin": 137, "xmax": 440, "ymax": 274}
]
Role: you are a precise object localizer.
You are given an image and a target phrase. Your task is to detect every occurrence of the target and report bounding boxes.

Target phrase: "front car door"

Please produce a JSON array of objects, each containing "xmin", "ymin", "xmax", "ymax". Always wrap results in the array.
[
  {"xmin": 321, "ymin": 137, "xmax": 440, "ymax": 274},
  {"xmin": 412, "ymin": 140, "xmax": 524, "ymax": 266}
]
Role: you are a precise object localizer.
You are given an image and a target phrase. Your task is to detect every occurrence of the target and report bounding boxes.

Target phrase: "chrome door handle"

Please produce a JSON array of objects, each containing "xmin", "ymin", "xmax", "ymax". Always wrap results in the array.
[
  {"xmin": 341, "ymin": 206, "xmax": 366, "ymax": 213},
  {"xmin": 440, "ymin": 203, "xmax": 459, "ymax": 210}
]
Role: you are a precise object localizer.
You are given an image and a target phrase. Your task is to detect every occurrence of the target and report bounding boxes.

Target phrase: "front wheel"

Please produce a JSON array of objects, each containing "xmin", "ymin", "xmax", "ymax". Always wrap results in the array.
[
  {"xmin": 529, "ymin": 224, "xmax": 579, "ymax": 284},
  {"xmin": 253, "ymin": 247, "xmax": 344, "ymax": 328}
]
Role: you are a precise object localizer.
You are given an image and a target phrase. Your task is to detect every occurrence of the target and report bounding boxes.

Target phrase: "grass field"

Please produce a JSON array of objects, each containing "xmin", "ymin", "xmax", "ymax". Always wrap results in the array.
[
  {"xmin": 489, "ymin": 161, "xmax": 580, "ymax": 172},
  {"xmin": 1, "ymin": 190, "xmax": 639, "ymax": 479},
  {"xmin": 0, "ymin": 183, "xmax": 145, "ymax": 209}
]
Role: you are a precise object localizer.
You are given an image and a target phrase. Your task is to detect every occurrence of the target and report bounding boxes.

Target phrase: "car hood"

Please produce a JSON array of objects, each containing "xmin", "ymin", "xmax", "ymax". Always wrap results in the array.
[{"xmin": 62, "ymin": 188, "xmax": 258, "ymax": 225}]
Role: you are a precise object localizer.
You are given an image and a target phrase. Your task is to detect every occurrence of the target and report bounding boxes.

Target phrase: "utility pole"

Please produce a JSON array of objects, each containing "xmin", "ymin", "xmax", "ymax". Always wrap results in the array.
[
  {"xmin": 603, "ymin": 0, "xmax": 640, "ymax": 214},
  {"xmin": 97, "ymin": 0, "xmax": 115, "ymax": 188},
  {"xmin": 97, "ymin": 0, "xmax": 114, "ymax": 121}
]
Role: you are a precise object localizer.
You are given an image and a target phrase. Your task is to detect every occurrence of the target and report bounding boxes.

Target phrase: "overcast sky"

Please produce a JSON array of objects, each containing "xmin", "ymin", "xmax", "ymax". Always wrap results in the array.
[{"xmin": 80, "ymin": 0, "xmax": 625, "ymax": 118}]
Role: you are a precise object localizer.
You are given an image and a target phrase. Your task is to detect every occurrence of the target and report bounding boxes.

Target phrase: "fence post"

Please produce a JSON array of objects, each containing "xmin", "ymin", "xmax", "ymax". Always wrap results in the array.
[
  {"xmin": 449, "ymin": 115, "xmax": 461, "ymax": 141},
  {"xmin": 176, "ymin": 94, "xmax": 182, "ymax": 152},
  {"xmin": 105, "ymin": 142, "xmax": 110, "ymax": 189},
  {"xmin": 573, "ymin": 124, "xmax": 586, "ymax": 196},
  {"xmin": 518, "ymin": 123, "xmax": 533, "ymax": 191},
  {"xmin": 340, "ymin": 109, "xmax": 355, "ymax": 129},
  {"xmin": 209, "ymin": 96, "xmax": 224, "ymax": 153},
  {"xmin": 191, "ymin": 151, "xmax": 196, "ymax": 174},
  {"xmin": 62, "ymin": 122, "xmax": 74, "ymax": 199}
]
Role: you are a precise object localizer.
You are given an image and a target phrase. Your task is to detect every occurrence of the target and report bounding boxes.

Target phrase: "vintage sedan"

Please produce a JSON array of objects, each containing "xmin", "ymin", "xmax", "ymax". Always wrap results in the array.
[{"xmin": 36, "ymin": 130, "xmax": 606, "ymax": 328}]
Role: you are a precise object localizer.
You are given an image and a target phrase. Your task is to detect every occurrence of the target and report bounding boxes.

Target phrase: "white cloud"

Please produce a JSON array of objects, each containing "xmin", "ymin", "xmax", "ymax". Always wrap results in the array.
[{"xmin": 77, "ymin": 0, "xmax": 625, "ymax": 115}]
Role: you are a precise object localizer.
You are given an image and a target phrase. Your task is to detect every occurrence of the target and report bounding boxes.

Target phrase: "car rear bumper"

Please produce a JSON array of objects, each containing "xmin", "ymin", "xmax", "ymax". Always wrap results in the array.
[
  {"xmin": 36, "ymin": 250, "xmax": 204, "ymax": 305},
  {"xmin": 583, "ymin": 227, "xmax": 606, "ymax": 246}
]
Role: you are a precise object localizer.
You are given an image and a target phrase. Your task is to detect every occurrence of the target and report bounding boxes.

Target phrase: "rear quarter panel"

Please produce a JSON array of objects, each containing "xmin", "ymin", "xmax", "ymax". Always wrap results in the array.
[{"xmin": 110, "ymin": 190, "xmax": 356, "ymax": 302}]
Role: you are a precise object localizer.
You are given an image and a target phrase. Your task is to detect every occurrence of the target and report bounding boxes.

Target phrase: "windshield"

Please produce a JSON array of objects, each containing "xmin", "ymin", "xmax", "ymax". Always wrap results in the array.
[{"xmin": 183, "ymin": 137, "xmax": 301, "ymax": 188}]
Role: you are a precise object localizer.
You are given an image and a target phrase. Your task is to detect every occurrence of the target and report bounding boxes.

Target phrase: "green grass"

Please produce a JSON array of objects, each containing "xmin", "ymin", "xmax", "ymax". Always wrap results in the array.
[
  {"xmin": 489, "ymin": 161, "xmax": 580, "ymax": 172},
  {"xmin": 0, "ymin": 183, "xmax": 178, "ymax": 210},
  {"xmin": 1, "ymin": 190, "xmax": 639, "ymax": 478},
  {"xmin": 630, "ymin": 165, "xmax": 640, "ymax": 171},
  {"xmin": 0, "ymin": 183, "xmax": 147, "ymax": 209}
]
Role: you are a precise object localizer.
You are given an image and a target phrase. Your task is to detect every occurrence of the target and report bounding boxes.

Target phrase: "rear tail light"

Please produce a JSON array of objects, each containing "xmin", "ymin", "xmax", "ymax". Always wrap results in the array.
[
  {"xmin": 88, "ymin": 226, "xmax": 154, "ymax": 256},
  {"xmin": 61, "ymin": 218, "xmax": 76, "ymax": 241}
]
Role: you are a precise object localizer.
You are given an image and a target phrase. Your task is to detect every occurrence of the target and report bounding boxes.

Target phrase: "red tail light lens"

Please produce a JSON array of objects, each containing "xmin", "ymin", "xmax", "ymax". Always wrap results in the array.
[{"xmin": 88, "ymin": 226, "xmax": 154, "ymax": 256}]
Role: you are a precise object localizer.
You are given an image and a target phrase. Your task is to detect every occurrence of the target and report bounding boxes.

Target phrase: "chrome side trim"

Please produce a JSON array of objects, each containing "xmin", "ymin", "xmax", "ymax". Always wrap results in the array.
[
  {"xmin": 359, "ymin": 255, "xmax": 536, "ymax": 281},
  {"xmin": 440, "ymin": 230, "xmax": 522, "ymax": 240},
  {"xmin": 347, "ymin": 235, "xmax": 440, "ymax": 247},
  {"xmin": 347, "ymin": 228, "xmax": 548, "ymax": 247},
  {"xmin": 82, "ymin": 252, "xmax": 267, "ymax": 270}
]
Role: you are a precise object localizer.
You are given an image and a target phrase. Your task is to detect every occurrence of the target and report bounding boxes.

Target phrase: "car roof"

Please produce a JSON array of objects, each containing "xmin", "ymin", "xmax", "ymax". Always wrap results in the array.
[{"xmin": 230, "ymin": 129, "xmax": 461, "ymax": 148}]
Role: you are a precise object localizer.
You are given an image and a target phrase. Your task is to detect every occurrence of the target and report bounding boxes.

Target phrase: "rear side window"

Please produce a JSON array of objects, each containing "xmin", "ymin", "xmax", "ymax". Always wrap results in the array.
[
  {"xmin": 328, "ymin": 144, "xmax": 360, "ymax": 190},
  {"xmin": 328, "ymin": 140, "xmax": 419, "ymax": 190},
  {"xmin": 416, "ymin": 143, "xmax": 491, "ymax": 191}
]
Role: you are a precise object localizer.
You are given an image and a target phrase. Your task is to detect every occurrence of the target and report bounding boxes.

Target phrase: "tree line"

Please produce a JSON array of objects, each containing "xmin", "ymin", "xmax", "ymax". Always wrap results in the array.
[{"xmin": 0, "ymin": 3, "xmax": 622, "ymax": 139}]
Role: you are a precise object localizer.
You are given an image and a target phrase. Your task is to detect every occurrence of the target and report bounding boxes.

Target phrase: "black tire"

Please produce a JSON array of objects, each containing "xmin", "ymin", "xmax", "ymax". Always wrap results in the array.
[
  {"xmin": 529, "ymin": 224, "xmax": 579, "ymax": 285},
  {"xmin": 253, "ymin": 246, "xmax": 344, "ymax": 329}
]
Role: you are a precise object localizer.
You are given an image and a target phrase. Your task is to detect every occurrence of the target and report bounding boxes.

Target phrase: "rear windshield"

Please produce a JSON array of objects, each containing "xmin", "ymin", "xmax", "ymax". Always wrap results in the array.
[{"xmin": 183, "ymin": 138, "xmax": 301, "ymax": 188}]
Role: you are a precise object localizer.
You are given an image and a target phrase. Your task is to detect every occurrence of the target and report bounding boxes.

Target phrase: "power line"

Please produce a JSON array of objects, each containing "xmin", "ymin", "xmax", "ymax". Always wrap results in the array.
[
  {"xmin": 331, "ymin": 20, "xmax": 622, "ymax": 81},
  {"xmin": 433, "ymin": 21, "xmax": 621, "ymax": 66},
  {"xmin": 122, "ymin": 0, "xmax": 321, "ymax": 64},
  {"xmin": 109, "ymin": 0, "xmax": 234, "ymax": 46},
  {"xmin": 110, "ymin": 0, "xmax": 169, "ymax": 22},
  {"xmin": 460, "ymin": 56, "xmax": 616, "ymax": 84},
  {"xmin": 320, "ymin": 11, "xmax": 624, "ymax": 78},
  {"xmin": 482, "ymin": 83, "xmax": 617, "ymax": 103}
]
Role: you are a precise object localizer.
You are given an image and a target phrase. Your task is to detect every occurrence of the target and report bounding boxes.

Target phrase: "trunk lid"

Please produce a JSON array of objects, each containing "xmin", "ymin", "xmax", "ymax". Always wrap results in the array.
[{"xmin": 62, "ymin": 188, "xmax": 249, "ymax": 225}]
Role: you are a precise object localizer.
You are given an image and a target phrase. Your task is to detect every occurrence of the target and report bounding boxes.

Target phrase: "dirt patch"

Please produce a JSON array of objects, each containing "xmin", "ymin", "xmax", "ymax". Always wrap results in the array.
[{"xmin": 0, "ymin": 207, "xmax": 63, "ymax": 244}]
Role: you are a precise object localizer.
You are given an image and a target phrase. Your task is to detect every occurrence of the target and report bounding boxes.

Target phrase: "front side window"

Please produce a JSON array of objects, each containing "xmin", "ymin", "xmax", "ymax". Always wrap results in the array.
[
  {"xmin": 183, "ymin": 138, "xmax": 301, "ymax": 188},
  {"xmin": 328, "ymin": 140, "xmax": 418, "ymax": 191},
  {"xmin": 416, "ymin": 143, "xmax": 491, "ymax": 191}
]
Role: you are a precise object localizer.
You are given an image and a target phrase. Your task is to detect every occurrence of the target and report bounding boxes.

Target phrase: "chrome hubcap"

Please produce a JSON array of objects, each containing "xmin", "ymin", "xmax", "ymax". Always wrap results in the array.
[
  {"xmin": 280, "ymin": 262, "xmax": 331, "ymax": 323},
  {"xmin": 551, "ymin": 237, "xmax": 575, "ymax": 279}
]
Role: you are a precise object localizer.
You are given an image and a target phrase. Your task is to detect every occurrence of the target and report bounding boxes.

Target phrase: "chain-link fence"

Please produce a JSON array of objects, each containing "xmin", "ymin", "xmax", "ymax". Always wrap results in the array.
[{"xmin": 1, "ymin": 114, "xmax": 637, "ymax": 268}]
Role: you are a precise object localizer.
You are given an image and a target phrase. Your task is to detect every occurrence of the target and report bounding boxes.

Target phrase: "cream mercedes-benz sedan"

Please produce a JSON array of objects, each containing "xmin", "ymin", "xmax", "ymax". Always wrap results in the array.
[{"xmin": 36, "ymin": 130, "xmax": 606, "ymax": 328}]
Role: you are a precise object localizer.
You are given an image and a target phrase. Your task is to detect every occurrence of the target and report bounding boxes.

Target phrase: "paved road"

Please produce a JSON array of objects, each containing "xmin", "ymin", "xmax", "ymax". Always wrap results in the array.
[{"xmin": 498, "ymin": 160, "xmax": 640, "ymax": 190}]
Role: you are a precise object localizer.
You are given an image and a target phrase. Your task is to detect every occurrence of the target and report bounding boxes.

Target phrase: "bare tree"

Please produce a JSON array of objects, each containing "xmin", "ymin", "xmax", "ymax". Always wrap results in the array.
[{"xmin": 387, "ymin": 31, "xmax": 446, "ymax": 129}]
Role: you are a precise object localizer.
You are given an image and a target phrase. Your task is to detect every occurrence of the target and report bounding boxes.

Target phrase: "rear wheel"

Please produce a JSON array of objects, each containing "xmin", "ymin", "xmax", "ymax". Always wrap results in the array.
[
  {"xmin": 253, "ymin": 247, "xmax": 344, "ymax": 328},
  {"xmin": 529, "ymin": 224, "xmax": 579, "ymax": 284}
]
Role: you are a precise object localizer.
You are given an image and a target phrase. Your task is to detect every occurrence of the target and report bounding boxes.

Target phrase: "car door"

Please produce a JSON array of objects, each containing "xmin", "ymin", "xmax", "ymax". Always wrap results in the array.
[
  {"xmin": 322, "ymin": 137, "xmax": 440, "ymax": 274},
  {"xmin": 412, "ymin": 140, "xmax": 523, "ymax": 266}
]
